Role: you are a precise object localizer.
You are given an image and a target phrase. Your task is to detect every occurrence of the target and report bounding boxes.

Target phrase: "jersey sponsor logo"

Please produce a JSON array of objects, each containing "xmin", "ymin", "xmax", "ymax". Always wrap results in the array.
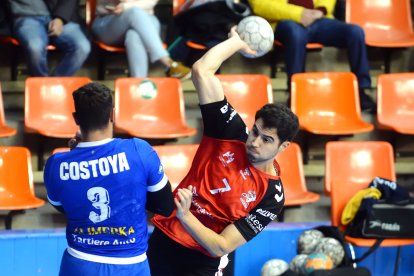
[
  {"xmin": 240, "ymin": 190, "xmax": 256, "ymax": 208},
  {"xmin": 158, "ymin": 164, "xmax": 163, "ymax": 174},
  {"xmin": 59, "ymin": 152, "xmax": 130, "ymax": 180},
  {"xmin": 274, "ymin": 182, "xmax": 284, "ymax": 203},
  {"xmin": 73, "ymin": 226, "xmax": 135, "ymax": 237},
  {"xmin": 256, "ymin": 208, "xmax": 277, "ymax": 220},
  {"xmin": 220, "ymin": 103, "xmax": 229, "ymax": 114},
  {"xmin": 192, "ymin": 198, "xmax": 213, "ymax": 219},
  {"xmin": 72, "ymin": 234, "xmax": 136, "ymax": 246},
  {"xmin": 245, "ymin": 214, "xmax": 264, "ymax": 234},
  {"xmin": 219, "ymin": 151, "xmax": 235, "ymax": 167},
  {"xmin": 225, "ymin": 109, "xmax": 237, "ymax": 124},
  {"xmin": 239, "ymin": 168, "xmax": 251, "ymax": 180}
]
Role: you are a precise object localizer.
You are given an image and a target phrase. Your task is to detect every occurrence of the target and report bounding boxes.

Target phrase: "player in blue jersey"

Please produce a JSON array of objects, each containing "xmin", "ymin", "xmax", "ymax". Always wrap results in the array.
[{"xmin": 44, "ymin": 82, "xmax": 175, "ymax": 276}]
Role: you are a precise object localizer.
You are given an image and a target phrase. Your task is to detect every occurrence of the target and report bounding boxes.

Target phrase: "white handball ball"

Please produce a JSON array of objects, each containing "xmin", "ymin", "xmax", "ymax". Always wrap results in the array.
[
  {"xmin": 236, "ymin": 16, "xmax": 274, "ymax": 58},
  {"xmin": 297, "ymin": 229, "xmax": 325, "ymax": 254},
  {"xmin": 261, "ymin": 259, "xmax": 289, "ymax": 276},
  {"xmin": 314, "ymin": 237, "xmax": 345, "ymax": 267}
]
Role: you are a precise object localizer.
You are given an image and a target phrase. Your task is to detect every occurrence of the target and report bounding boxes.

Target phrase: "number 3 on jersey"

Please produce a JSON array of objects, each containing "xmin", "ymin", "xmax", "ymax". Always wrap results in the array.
[{"xmin": 87, "ymin": 187, "xmax": 111, "ymax": 223}]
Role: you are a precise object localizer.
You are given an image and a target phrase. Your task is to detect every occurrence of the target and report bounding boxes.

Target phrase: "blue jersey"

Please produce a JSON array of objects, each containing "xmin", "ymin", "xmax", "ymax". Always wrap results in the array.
[{"xmin": 44, "ymin": 138, "xmax": 167, "ymax": 264}]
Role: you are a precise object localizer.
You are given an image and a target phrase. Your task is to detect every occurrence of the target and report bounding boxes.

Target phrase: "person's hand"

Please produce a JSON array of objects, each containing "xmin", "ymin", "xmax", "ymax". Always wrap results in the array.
[
  {"xmin": 48, "ymin": 18, "xmax": 64, "ymax": 36},
  {"xmin": 301, "ymin": 9, "xmax": 324, "ymax": 27},
  {"xmin": 228, "ymin": 26, "xmax": 257, "ymax": 56},
  {"xmin": 68, "ymin": 130, "xmax": 82, "ymax": 150},
  {"xmin": 112, "ymin": 3, "xmax": 125, "ymax": 15},
  {"xmin": 175, "ymin": 185, "xmax": 193, "ymax": 220}
]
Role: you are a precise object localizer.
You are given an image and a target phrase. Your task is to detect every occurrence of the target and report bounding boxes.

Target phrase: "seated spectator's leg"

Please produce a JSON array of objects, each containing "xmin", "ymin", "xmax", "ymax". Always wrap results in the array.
[
  {"xmin": 308, "ymin": 18, "xmax": 371, "ymax": 90},
  {"xmin": 275, "ymin": 21, "xmax": 308, "ymax": 92},
  {"xmin": 13, "ymin": 16, "xmax": 49, "ymax": 76},
  {"xmin": 125, "ymin": 29, "xmax": 148, "ymax": 77},
  {"xmin": 51, "ymin": 22, "xmax": 91, "ymax": 76},
  {"xmin": 120, "ymin": 8, "xmax": 169, "ymax": 65}
]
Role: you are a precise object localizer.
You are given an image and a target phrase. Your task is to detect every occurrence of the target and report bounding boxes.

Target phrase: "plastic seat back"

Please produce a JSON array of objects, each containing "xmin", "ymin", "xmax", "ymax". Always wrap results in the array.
[
  {"xmin": 276, "ymin": 143, "xmax": 319, "ymax": 206},
  {"xmin": 0, "ymin": 147, "xmax": 44, "ymax": 210},
  {"xmin": 153, "ymin": 144, "xmax": 198, "ymax": 190},
  {"xmin": 114, "ymin": 77, "xmax": 197, "ymax": 139},
  {"xmin": 325, "ymin": 141, "xmax": 396, "ymax": 227},
  {"xmin": 291, "ymin": 72, "xmax": 373, "ymax": 135},
  {"xmin": 346, "ymin": 0, "xmax": 414, "ymax": 46},
  {"xmin": 24, "ymin": 77, "xmax": 91, "ymax": 138},
  {"xmin": 217, "ymin": 74, "xmax": 273, "ymax": 129},
  {"xmin": 0, "ymin": 83, "xmax": 17, "ymax": 137},
  {"xmin": 377, "ymin": 73, "xmax": 414, "ymax": 134}
]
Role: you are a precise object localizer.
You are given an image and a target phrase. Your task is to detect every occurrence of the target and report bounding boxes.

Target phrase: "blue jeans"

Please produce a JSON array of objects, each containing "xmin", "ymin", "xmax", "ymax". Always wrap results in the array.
[
  {"xmin": 92, "ymin": 7, "xmax": 169, "ymax": 77},
  {"xmin": 13, "ymin": 16, "xmax": 91, "ymax": 76},
  {"xmin": 275, "ymin": 18, "xmax": 371, "ymax": 91}
]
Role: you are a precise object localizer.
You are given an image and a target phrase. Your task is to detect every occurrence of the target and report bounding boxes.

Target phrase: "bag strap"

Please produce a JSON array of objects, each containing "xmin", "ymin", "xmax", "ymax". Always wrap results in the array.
[{"xmin": 352, "ymin": 238, "xmax": 384, "ymax": 263}]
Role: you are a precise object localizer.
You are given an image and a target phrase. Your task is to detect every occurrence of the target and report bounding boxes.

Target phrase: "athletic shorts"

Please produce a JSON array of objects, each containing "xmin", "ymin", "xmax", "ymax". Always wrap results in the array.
[
  {"xmin": 147, "ymin": 227, "xmax": 230, "ymax": 276},
  {"xmin": 59, "ymin": 249, "xmax": 150, "ymax": 276}
]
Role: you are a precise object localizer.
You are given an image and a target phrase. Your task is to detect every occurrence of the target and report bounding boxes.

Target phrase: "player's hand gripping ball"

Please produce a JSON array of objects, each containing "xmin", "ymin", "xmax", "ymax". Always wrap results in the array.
[{"xmin": 236, "ymin": 16, "xmax": 274, "ymax": 58}]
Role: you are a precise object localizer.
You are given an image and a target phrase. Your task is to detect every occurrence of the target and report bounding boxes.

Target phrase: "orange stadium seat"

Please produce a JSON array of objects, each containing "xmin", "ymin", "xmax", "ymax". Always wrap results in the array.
[
  {"xmin": 326, "ymin": 141, "xmax": 414, "ymax": 269},
  {"xmin": 24, "ymin": 77, "xmax": 91, "ymax": 138},
  {"xmin": 376, "ymin": 73, "xmax": 414, "ymax": 135},
  {"xmin": 114, "ymin": 77, "xmax": 197, "ymax": 139},
  {"xmin": 217, "ymin": 74, "xmax": 273, "ymax": 129},
  {"xmin": 346, "ymin": 0, "xmax": 414, "ymax": 73},
  {"xmin": 0, "ymin": 146, "xmax": 45, "ymax": 229},
  {"xmin": 153, "ymin": 144, "xmax": 198, "ymax": 190},
  {"xmin": 276, "ymin": 142, "xmax": 319, "ymax": 206},
  {"xmin": 24, "ymin": 77, "xmax": 91, "ymax": 168},
  {"xmin": 291, "ymin": 72, "xmax": 374, "ymax": 135},
  {"xmin": 0, "ymin": 83, "xmax": 17, "ymax": 137}
]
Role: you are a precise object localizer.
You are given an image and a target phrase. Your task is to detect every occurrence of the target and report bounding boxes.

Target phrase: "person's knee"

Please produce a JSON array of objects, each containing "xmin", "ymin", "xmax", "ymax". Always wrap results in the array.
[
  {"xmin": 74, "ymin": 38, "xmax": 91, "ymax": 59},
  {"xmin": 25, "ymin": 39, "xmax": 46, "ymax": 59},
  {"xmin": 346, "ymin": 24, "xmax": 365, "ymax": 41},
  {"xmin": 276, "ymin": 21, "xmax": 306, "ymax": 45},
  {"xmin": 123, "ymin": 7, "xmax": 146, "ymax": 23}
]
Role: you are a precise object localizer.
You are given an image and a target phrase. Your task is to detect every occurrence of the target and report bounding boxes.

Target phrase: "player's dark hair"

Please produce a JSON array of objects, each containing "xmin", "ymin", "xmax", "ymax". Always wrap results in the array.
[
  {"xmin": 255, "ymin": 103, "xmax": 299, "ymax": 142},
  {"xmin": 73, "ymin": 82, "xmax": 113, "ymax": 133}
]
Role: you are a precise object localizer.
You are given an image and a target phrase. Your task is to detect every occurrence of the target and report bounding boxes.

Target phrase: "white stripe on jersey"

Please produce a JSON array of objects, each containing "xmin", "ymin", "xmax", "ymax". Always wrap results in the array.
[
  {"xmin": 47, "ymin": 195, "xmax": 62, "ymax": 206},
  {"xmin": 67, "ymin": 247, "xmax": 147, "ymax": 264},
  {"xmin": 147, "ymin": 173, "xmax": 168, "ymax": 192}
]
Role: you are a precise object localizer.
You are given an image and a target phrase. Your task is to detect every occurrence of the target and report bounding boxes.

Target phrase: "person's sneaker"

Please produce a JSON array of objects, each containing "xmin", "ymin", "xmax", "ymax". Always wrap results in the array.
[
  {"xmin": 359, "ymin": 89, "xmax": 377, "ymax": 113},
  {"xmin": 166, "ymin": 61, "xmax": 191, "ymax": 80}
]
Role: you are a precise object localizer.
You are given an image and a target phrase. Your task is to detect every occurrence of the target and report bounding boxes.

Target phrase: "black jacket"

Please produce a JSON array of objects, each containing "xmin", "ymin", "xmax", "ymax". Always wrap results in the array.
[{"xmin": 43, "ymin": 0, "xmax": 82, "ymax": 24}]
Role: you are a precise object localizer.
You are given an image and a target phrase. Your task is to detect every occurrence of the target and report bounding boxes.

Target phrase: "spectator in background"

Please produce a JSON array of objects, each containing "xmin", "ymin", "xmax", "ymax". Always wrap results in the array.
[
  {"xmin": 249, "ymin": 0, "xmax": 376, "ymax": 112},
  {"xmin": 92, "ymin": 0, "xmax": 191, "ymax": 79},
  {"xmin": 8, "ymin": 0, "xmax": 91, "ymax": 76}
]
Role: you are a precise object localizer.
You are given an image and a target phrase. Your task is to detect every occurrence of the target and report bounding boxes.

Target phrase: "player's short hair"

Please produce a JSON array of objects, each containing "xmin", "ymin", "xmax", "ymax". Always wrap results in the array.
[
  {"xmin": 73, "ymin": 82, "xmax": 113, "ymax": 133},
  {"xmin": 255, "ymin": 103, "xmax": 299, "ymax": 142}
]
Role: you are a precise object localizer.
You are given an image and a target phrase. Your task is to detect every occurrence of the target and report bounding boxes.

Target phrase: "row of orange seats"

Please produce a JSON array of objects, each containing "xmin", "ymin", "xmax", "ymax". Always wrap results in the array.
[{"xmin": 3, "ymin": 72, "xmax": 414, "ymax": 142}]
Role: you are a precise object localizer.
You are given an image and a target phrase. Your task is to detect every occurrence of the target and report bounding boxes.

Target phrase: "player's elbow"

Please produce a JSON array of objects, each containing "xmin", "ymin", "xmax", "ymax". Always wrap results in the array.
[
  {"xmin": 192, "ymin": 59, "xmax": 214, "ymax": 78},
  {"xmin": 208, "ymin": 242, "xmax": 233, "ymax": 258}
]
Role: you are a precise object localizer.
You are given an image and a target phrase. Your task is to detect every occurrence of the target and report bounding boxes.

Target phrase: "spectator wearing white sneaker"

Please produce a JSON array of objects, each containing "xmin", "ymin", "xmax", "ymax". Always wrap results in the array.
[{"xmin": 92, "ymin": 0, "xmax": 191, "ymax": 79}]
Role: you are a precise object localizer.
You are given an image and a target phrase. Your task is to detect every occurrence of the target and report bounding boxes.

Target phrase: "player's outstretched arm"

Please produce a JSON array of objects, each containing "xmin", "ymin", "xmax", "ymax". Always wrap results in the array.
[
  {"xmin": 175, "ymin": 186, "xmax": 247, "ymax": 257},
  {"xmin": 191, "ymin": 27, "xmax": 255, "ymax": 105}
]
